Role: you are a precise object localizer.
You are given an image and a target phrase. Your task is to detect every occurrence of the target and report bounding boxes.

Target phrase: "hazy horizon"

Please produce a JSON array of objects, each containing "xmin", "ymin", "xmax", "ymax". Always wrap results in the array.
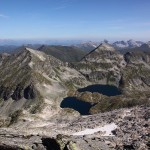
[{"xmin": 0, "ymin": 38, "xmax": 149, "ymax": 46}]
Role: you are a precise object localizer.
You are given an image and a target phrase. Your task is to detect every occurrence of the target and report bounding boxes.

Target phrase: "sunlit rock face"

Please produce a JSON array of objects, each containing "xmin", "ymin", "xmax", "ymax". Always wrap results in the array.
[
  {"xmin": 121, "ymin": 51, "xmax": 150, "ymax": 92},
  {"xmin": 0, "ymin": 47, "xmax": 88, "ymax": 120},
  {"xmin": 73, "ymin": 43, "xmax": 126, "ymax": 87}
]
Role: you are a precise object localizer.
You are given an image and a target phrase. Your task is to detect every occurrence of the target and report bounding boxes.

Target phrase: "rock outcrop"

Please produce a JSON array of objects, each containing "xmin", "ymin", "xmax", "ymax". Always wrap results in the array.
[
  {"xmin": 73, "ymin": 43, "xmax": 150, "ymax": 93},
  {"xmin": 73, "ymin": 43, "xmax": 126, "ymax": 86},
  {"xmin": 121, "ymin": 51, "xmax": 150, "ymax": 92},
  {"xmin": 0, "ymin": 47, "xmax": 87, "ymax": 124},
  {"xmin": 0, "ymin": 106, "xmax": 149, "ymax": 150}
]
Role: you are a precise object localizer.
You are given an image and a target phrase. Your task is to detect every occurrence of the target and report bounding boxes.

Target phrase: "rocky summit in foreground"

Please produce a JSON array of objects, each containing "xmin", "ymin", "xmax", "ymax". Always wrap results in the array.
[
  {"xmin": 0, "ymin": 46, "xmax": 149, "ymax": 150},
  {"xmin": 0, "ymin": 106, "xmax": 149, "ymax": 149}
]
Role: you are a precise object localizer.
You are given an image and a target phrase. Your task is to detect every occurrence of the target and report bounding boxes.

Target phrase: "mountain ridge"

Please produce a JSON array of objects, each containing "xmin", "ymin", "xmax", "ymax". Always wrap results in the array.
[
  {"xmin": 0, "ymin": 47, "xmax": 87, "ymax": 119},
  {"xmin": 0, "ymin": 45, "xmax": 149, "ymax": 150},
  {"xmin": 113, "ymin": 39, "xmax": 144, "ymax": 49}
]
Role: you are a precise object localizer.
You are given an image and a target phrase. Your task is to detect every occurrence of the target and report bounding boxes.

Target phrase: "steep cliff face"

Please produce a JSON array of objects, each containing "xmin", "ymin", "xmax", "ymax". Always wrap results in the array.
[
  {"xmin": 73, "ymin": 43, "xmax": 150, "ymax": 92},
  {"xmin": 73, "ymin": 43, "xmax": 126, "ymax": 86},
  {"xmin": 0, "ymin": 47, "xmax": 87, "ymax": 121},
  {"xmin": 121, "ymin": 51, "xmax": 150, "ymax": 92}
]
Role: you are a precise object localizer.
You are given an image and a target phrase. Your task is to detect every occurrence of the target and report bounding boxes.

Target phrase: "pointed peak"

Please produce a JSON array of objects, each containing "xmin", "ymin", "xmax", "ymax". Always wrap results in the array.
[
  {"xmin": 25, "ymin": 47, "xmax": 37, "ymax": 52},
  {"xmin": 25, "ymin": 47, "xmax": 46, "ymax": 61},
  {"xmin": 38, "ymin": 45, "xmax": 47, "ymax": 51},
  {"xmin": 96, "ymin": 43, "xmax": 115, "ymax": 51}
]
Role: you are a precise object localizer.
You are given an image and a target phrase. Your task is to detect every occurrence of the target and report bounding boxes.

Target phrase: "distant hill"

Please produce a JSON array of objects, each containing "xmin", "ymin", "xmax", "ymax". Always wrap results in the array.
[
  {"xmin": 38, "ymin": 45, "xmax": 87, "ymax": 62},
  {"xmin": 0, "ymin": 44, "xmax": 42, "ymax": 54},
  {"xmin": 0, "ymin": 45, "xmax": 18, "ymax": 53}
]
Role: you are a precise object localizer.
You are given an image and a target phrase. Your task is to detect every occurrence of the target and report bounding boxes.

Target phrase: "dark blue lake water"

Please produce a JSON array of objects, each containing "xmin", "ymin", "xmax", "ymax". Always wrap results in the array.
[
  {"xmin": 60, "ymin": 84, "xmax": 121, "ymax": 115},
  {"xmin": 60, "ymin": 97, "xmax": 93, "ymax": 115},
  {"xmin": 78, "ymin": 84, "xmax": 121, "ymax": 96}
]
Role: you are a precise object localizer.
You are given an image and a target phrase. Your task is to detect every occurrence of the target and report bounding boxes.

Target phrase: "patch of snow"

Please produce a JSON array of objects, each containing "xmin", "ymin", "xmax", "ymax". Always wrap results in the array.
[
  {"xmin": 147, "ymin": 41, "xmax": 150, "ymax": 47},
  {"xmin": 72, "ymin": 123, "xmax": 117, "ymax": 136},
  {"xmin": 113, "ymin": 40, "xmax": 143, "ymax": 48},
  {"xmin": 116, "ymin": 44, "xmax": 127, "ymax": 48}
]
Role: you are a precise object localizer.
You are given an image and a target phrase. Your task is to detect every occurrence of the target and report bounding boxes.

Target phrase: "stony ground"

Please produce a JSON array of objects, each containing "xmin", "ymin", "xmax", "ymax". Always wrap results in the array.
[{"xmin": 0, "ymin": 105, "xmax": 149, "ymax": 150}]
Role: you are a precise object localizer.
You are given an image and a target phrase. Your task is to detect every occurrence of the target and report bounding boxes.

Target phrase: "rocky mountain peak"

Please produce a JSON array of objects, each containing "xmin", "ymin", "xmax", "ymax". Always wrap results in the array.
[
  {"xmin": 147, "ymin": 41, "xmax": 150, "ymax": 47},
  {"xmin": 140, "ymin": 43, "xmax": 150, "ymax": 49},
  {"xmin": 0, "ymin": 47, "xmax": 88, "ymax": 118},
  {"xmin": 73, "ymin": 43, "xmax": 125, "ymax": 87},
  {"xmin": 113, "ymin": 40, "xmax": 144, "ymax": 49},
  {"xmin": 80, "ymin": 43, "xmax": 117, "ymax": 62},
  {"xmin": 22, "ymin": 47, "xmax": 47, "ymax": 61},
  {"xmin": 96, "ymin": 43, "xmax": 115, "ymax": 52},
  {"xmin": 15, "ymin": 47, "xmax": 64, "ymax": 70}
]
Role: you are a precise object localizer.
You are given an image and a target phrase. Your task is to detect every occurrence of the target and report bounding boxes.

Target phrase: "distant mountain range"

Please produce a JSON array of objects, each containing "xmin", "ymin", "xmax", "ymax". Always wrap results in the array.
[
  {"xmin": 0, "ymin": 45, "xmax": 18, "ymax": 53},
  {"xmin": 113, "ymin": 39, "xmax": 144, "ymax": 49},
  {"xmin": 0, "ymin": 40, "xmax": 150, "ymax": 63},
  {"xmin": 74, "ymin": 40, "xmax": 150, "ymax": 54},
  {"xmin": 74, "ymin": 40, "xmax": 148, "ymax": 52},
  {"xmin": 118, "ymin": 41, "xmax": 150, "ymax": 54}
]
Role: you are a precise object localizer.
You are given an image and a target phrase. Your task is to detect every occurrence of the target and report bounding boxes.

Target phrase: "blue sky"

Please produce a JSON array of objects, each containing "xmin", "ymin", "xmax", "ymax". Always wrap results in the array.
[{"xmin": 0, "ymin": 0, "xmax": 150, "ymax": 41}]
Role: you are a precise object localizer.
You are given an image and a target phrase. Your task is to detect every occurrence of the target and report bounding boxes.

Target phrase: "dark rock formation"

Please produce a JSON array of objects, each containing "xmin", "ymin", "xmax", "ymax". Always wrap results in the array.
[
  {"xmin": 42, "ymin": 138, "xmax": 61, "ymax": 150},
  {"xmin": 24, "ymin": 85, "xmax": 36, "ymax": 99}
]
